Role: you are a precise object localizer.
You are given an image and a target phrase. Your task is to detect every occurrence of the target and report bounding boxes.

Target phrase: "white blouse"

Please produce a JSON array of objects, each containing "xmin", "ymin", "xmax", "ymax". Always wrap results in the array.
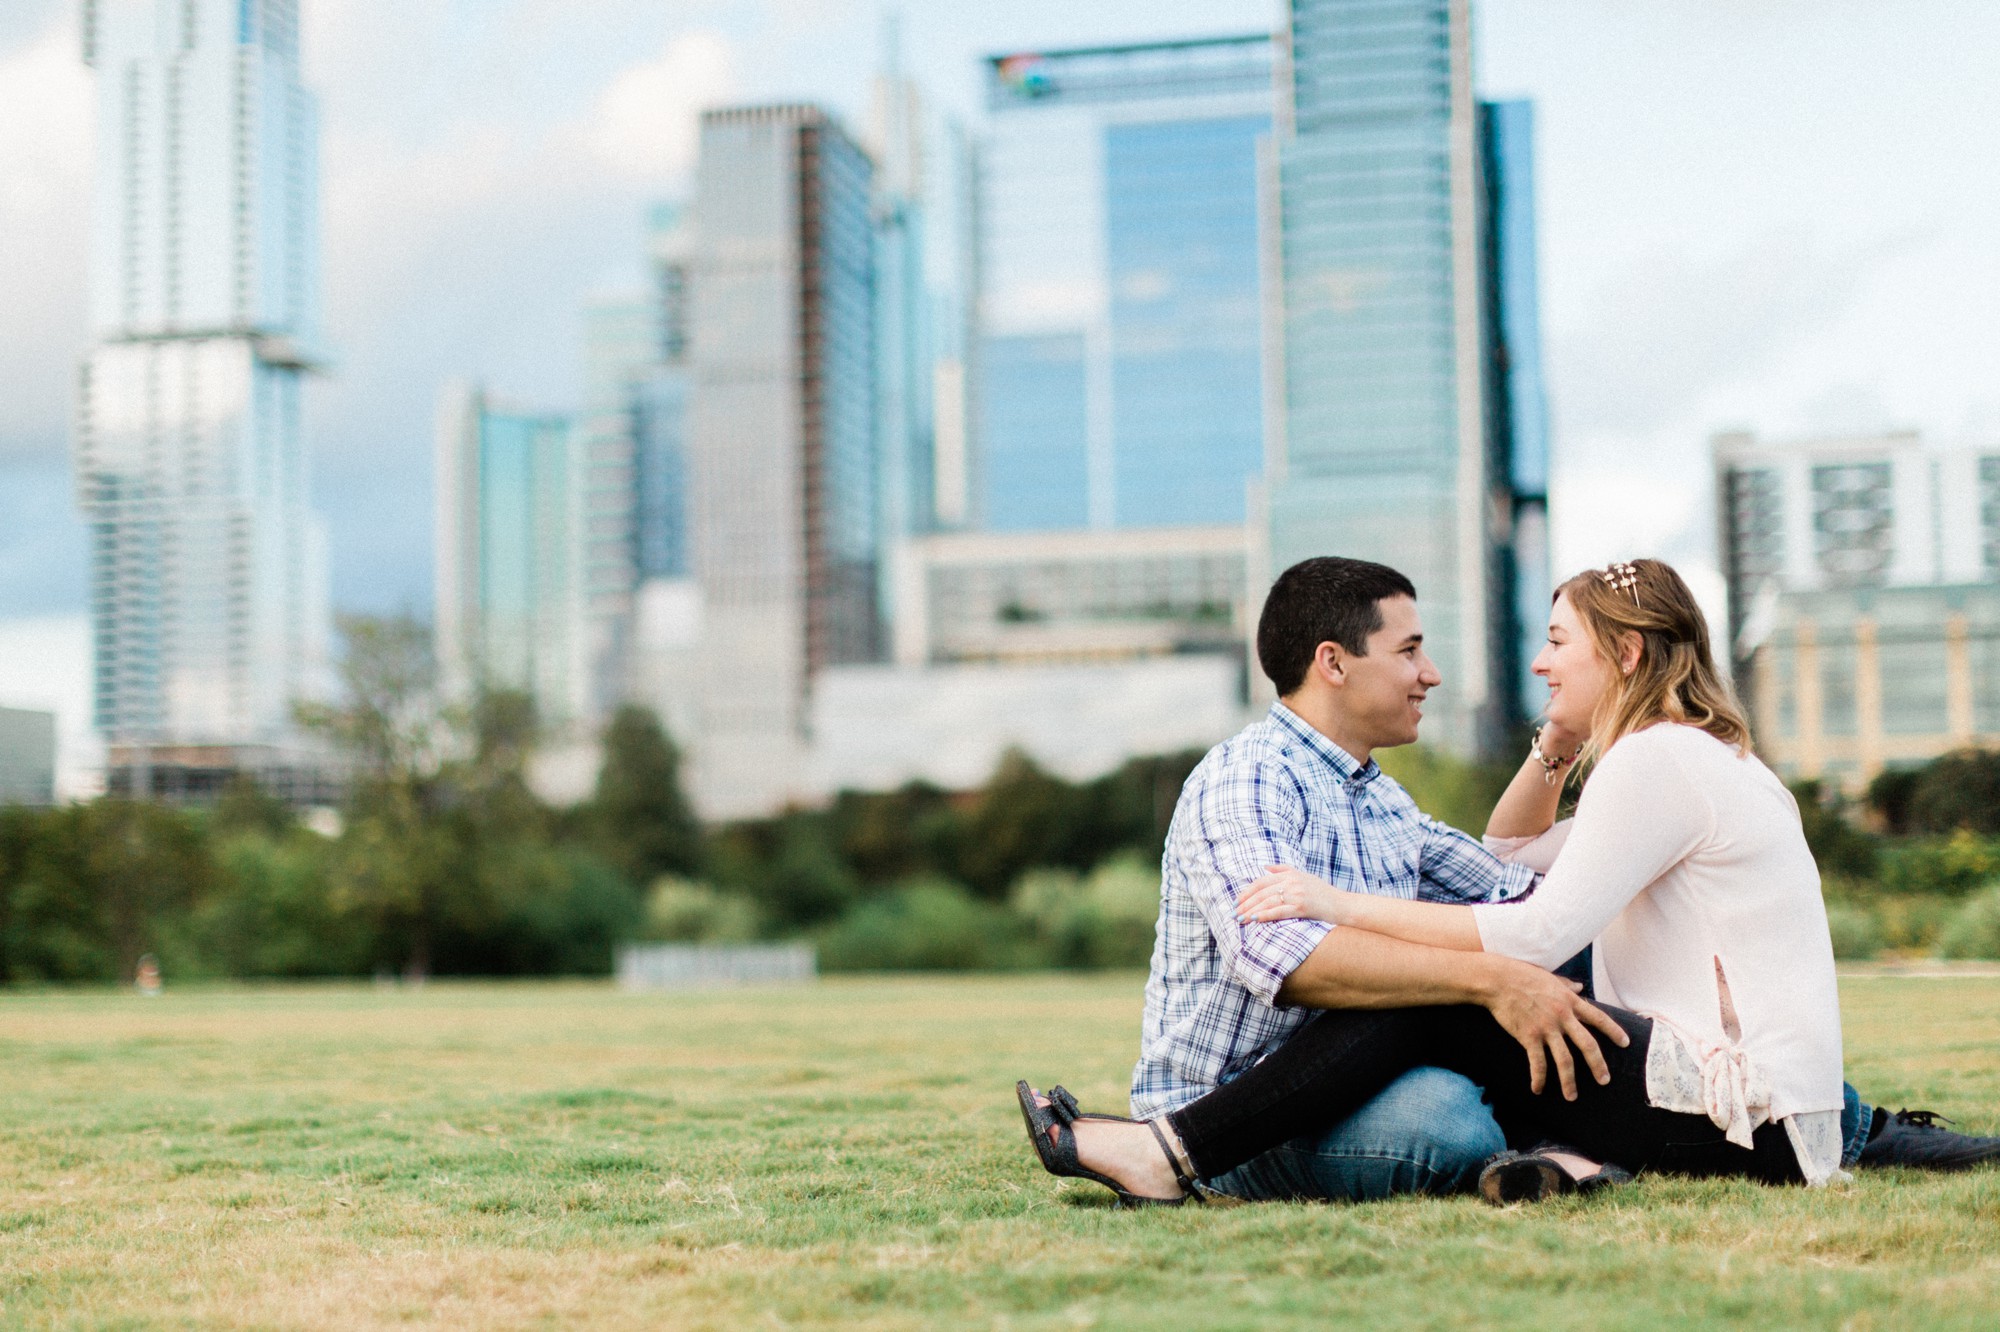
[{"xmin": 1471, "ymin": 724, "xmax": 1847, "ymax": 1185}]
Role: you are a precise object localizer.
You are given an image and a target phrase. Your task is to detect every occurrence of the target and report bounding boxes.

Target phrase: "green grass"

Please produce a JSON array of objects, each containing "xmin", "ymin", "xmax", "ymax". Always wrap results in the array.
[{"xmin": 0, "ymin": 974, "xmax": 1998, "ymax": 1328}]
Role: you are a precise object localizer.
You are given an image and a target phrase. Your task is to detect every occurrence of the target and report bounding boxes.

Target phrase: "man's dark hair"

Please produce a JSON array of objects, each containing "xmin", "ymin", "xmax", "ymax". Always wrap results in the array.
[{"xmin": 1256, "ymin": 557, "xmax": 1417, "ymax": 696}]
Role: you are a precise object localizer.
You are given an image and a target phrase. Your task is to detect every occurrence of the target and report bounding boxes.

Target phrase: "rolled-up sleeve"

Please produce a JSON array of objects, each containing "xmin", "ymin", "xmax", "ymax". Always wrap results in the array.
[
  {"xmin": 1185, "ymin": 760, "xmax": 1328, "ymax": 1007},
  {"xmin": 1417, "ymin": 816, "xmax": 1538, "ymax": 904}
]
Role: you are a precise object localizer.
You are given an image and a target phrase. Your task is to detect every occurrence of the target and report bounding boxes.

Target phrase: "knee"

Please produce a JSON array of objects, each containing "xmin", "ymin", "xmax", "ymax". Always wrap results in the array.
[{"xmin": 1380, "ymin": 1067, "xmax": 1505, "ymax": 1167}]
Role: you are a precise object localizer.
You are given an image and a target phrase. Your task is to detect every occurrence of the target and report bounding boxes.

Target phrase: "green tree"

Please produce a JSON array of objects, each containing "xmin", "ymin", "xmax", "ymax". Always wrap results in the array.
[
  {"xmin": 1906, "ymin": 748, "xmax": 2000, "ymax": 835},
  {"xmin": 1787, "ymin": 779, "xmax": 1881, "ymax": 880},
  {"xmin": 585, "ymin": 704, "xmax": 702, "ymax": 886},
  {"xmin": 957, "ymin": 749, "xmax": 1084, "ymax": 898},
  {"xmin": 3, "ymin": 801, "xmax": 215, "ymax": 982},
  {"xmin": 301, "ymin": 615, "xmax": 513, "ymax": 976}
]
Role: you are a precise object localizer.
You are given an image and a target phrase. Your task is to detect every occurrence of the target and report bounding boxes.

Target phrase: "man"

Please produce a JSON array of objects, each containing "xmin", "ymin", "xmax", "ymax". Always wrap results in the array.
[{"xmin": 1127, "ymin": 556, "xmax": 2000, "ymax": 1203}]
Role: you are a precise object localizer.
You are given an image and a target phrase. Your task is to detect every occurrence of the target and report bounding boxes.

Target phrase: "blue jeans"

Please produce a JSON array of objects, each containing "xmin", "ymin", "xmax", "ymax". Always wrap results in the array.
[{"xmin": 1201, "ymin": 1065, "xmax": 1505, "ymax": 1202}]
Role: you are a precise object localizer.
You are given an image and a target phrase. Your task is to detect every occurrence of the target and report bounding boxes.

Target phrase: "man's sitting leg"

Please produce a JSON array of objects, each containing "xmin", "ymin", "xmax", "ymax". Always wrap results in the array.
[{"xmin": 1200, "ymin": 1066, "xmax": 1503, "ymax": 1202}]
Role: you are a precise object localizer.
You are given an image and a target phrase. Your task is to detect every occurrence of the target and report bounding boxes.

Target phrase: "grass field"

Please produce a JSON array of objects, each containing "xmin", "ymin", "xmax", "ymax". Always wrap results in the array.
[{"xmin": 2, "ymin": 974, "xmax": 1999, "ymax": 1329}]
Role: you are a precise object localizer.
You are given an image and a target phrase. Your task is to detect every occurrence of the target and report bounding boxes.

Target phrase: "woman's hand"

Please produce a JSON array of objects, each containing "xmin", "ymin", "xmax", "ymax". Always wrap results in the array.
[
  {"xmin": 1535, "ymin": 720, "xmax": 1585, "ymax": 764},
  {"xmin": 1236, "ymin": 865, "xmax": 1349, "ymax": 925}
]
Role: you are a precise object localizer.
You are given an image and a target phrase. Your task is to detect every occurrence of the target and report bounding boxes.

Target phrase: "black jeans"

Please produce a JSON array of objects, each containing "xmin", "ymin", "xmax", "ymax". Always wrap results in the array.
[{"xmin": 1167, "ymin": 1003, "xmax": 1802, "ymax": 1186}]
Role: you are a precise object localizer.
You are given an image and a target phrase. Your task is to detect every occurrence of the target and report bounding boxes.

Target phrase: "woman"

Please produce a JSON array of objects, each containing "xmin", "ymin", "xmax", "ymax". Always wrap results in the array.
[{"xmin": 1020, "ymin": 558, "xmax": 1845, "ymax": 1204}]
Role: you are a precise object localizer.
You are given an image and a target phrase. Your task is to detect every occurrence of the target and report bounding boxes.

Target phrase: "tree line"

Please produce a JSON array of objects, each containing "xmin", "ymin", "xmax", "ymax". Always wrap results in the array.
[{"xmin": 0, "ymin": 616, "xmax": 1203, "ymax": 983}]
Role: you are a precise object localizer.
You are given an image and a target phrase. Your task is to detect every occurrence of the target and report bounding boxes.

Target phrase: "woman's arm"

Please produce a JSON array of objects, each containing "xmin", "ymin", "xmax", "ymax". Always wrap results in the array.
[
  {"xmin": 1485, "ymin": 722, "xmax": 1584, "ymax": 840},
  {"xmin": 1241, "ymin": 732, "xmax": 1714, "ymax": 970},
  {"xmin": 1238, "ymin": 867, "xmax": 1483, "ymax": 951}
]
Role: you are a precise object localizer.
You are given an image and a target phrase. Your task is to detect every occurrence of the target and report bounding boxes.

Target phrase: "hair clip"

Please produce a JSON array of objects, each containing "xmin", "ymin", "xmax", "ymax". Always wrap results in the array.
[{"xmin": 1599, "ymin": 562, "xmax": 1641, "ymax": 606}]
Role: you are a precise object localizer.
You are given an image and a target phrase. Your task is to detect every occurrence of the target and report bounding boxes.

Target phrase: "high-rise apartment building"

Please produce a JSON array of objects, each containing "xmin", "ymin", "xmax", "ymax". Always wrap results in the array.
[
  {"xmin": 975, "ymin": 36, "xmax": 1276, "ymax": 533},
  {"xmin": 685, "ymin": 105, "xmax": 878, "ymax": 817},
  {"xmin": 1716, "ymin": 430, "xmax": 2000, "ymax": 787},
  {"xmin": 75, "ymin": 0, "xmax": 333, "ymax": 799},
  {"xmin": 434, "ymin": 386, "xmax": 587, "ymax": 723},
  {"xmin": 1265, "ymin": 0, "xmax": 1548, "ymax": 757}
]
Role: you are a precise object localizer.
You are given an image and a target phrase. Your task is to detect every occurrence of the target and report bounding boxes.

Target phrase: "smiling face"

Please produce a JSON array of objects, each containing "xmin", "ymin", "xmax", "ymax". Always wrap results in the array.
[
  {"xmin": 1533, "ymin": 591, "xmax": 1619, "ymax": 735},
  {"xmin": 1337, "ymin": 594, "xmax": 1442, "ymax": 751}
]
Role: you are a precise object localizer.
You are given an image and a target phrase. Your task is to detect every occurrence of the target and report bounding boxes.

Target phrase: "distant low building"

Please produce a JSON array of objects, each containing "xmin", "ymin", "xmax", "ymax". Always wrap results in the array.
[
  {"xmin": 807, "ymin": 656, "xmax": 1250, "ymax": 795},
  {"xmin": 1716, "ymin": 429, "xmax": 2000, "ymax": 789},
  {"xmin": 891, "ymin": 525, "xmax": 1249, "ymax": 668},
  {"xmin": 0, "ymin": 708, "xmax": 56, "ymax": 807}
]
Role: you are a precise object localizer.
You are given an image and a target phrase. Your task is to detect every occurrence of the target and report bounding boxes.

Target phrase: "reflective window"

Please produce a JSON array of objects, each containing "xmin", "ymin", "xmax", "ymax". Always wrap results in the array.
[
  {"xmin": 978, "ymin": 334, "xmax": 1090, "ymax": 531},
  {"xmin": 1820, "ymin": 636, "xmax": 1857, "ymax": 736},
  {"xmin": 1877, "ymin": 633, "xmax": 1949, "ymax": 735},
  {"xmin": 1105, "ymin": 114, "xmax": 1268, "ymax": 527}
]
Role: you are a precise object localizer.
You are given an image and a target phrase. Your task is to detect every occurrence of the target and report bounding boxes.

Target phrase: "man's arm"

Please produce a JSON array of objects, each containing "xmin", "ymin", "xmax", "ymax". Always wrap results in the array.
[{"xmin": 1276, "ymin": 927, "xmax": 1625, "ymax": 1100}]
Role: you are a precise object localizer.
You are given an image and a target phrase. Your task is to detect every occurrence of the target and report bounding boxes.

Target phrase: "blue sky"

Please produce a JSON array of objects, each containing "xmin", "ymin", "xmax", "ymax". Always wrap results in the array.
[{"xmin": 3, "ymin": 0, "xmax": 1999, "ymax": 756}]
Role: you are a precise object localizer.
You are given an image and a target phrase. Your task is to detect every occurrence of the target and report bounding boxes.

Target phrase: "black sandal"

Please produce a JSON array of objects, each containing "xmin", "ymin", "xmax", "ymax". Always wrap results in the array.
[
  {"xmin": 1478, "ymin": 1142, "xmax": 1632, "ymax": 1205},
  {"xmin": 1015, "ymin": 1081, "xmax": 1199, "ymax": 1208}
]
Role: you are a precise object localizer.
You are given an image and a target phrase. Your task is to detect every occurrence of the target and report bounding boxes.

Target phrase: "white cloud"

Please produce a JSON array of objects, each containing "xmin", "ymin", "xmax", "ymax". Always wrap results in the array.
[
  {"xmin": 0, "ymin": 21, "xmax": 92, "ymax": 460},
  {"xmin": 586, "ymin": 31, "xmax": 735, "ymax": 181}
]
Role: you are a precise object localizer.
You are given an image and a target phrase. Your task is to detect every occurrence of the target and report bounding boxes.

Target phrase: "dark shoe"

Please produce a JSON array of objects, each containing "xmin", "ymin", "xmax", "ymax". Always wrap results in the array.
[
  {"xmin": 1478, "ymin": 1144, "xmax": 1632, "ymax": 1205},
  {"xmin": 1857, "ymin": 1108, "xmax": 2000, "ymax": 1171},
  {"xmin": 1015, "ymin": 1081, "xmax": 1198, "ymax": 1208}
]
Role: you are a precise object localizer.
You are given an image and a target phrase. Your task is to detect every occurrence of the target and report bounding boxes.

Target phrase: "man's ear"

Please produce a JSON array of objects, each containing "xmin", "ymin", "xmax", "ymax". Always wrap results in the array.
[{"xmin": 1315, "ymin": 640, "xmax": 1345, "ymax": 688}]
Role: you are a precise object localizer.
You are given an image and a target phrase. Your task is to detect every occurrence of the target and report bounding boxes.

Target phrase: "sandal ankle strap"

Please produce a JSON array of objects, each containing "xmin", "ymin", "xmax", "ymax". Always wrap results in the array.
[{"xmin": 1148, "ymin": 1117, "xmax": 1198, "ymax": 1194}]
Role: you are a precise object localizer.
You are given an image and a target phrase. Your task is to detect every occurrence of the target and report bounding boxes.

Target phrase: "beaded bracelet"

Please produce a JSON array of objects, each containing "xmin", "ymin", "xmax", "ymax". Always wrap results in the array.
[{"xmin": 1528, "ymin": 730, "xmax": 1579, "ymax": 785}]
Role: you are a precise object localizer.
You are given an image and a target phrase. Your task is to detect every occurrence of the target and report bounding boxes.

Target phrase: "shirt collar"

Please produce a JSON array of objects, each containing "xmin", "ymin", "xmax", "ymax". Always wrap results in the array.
[{"xmin": 1267, "ymin": 700, "xmax": 1380, "ymax": 788}]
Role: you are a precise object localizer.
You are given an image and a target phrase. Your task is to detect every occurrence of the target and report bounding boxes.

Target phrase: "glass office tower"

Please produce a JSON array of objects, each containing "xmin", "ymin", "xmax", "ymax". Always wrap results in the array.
[
  {"xmin": 434, "ymin": 386, "xmax": 586, "ymax": 723},
  {"xmin": 76, "ymin": 0, "xmax": 333, "ymax": 799},
  {"xmin": 1481, "ymin": 99, "xmax": 1552, "ymax": 724},
  {"xmin": 976, "ymin": 37, "xmax": 1275, "ymax": 533},
  {"xmin": 1268, "ymin": 0, "xmax": 1548, "ymax": 757},
  {"xmin": 686, "ymin": 105, "xmax": 878, "ymax": 817}
]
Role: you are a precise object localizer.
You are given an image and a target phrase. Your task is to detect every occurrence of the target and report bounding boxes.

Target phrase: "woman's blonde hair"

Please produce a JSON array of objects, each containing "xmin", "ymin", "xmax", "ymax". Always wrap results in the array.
[{"xmin": 1556, "ymin": 558, "xmax": 1752, "ymax": 758}]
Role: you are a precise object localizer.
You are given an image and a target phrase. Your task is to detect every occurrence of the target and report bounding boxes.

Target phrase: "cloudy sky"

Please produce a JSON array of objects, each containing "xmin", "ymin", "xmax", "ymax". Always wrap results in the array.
[{"xmin": 3, "ymin": 0, "xmax": 1998, "ymax": 775}]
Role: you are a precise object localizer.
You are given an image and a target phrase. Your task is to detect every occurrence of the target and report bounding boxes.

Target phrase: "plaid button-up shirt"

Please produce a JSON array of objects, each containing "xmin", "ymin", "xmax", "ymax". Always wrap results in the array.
[{"xmin": 1130, "ymin": 701, "xmax": 1537, "ymax": 1118}]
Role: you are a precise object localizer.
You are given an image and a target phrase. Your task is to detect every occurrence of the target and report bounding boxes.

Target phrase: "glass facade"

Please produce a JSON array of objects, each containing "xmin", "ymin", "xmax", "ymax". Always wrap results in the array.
[
  {"xmin": 979, "ymin": 334, "xmax": 1091, "ymax": 531},
  {"xmin": 76, "ymin": 0, "xmax": 331, "ymax": 765},
  {"xmin": 1270, "ymin": 0, "xmax": 1546, "ymax": 756},
  {"xmin": 473, "ymin": 408, "xmax": 579, "ymax": 710},
  {"xmin": 801, "ymin": 119, "xmax": 883, "ymax": 669},
  {"xmin": 976, "ymin": 36, "xmax": 1274, "ymax": 533},
  {"xmin": 1480, "ymin": 98, "xmax": 1552, "ymax": 721},
  {"xmin": 632, "ymin": 370, "xmax": 689, "ymax": 580},
  {"xmin": 1105, "ymin": 114, "xmax": 1268, "ymax": 527}
]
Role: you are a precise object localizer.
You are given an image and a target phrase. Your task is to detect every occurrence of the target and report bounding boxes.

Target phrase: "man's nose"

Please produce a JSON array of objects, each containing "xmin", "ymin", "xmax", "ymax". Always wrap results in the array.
[{"xmin": 1417, "ymin": 653, "xmax": 1443, "ymax": 687}]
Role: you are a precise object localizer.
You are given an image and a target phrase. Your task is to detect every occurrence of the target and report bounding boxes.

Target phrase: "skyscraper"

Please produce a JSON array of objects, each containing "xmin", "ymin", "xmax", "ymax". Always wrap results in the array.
[
  {"xmin": 1266, "ymin": 0, "xmax": 1548, "ymax": 757},
  {"xmin": 867, "ymin": 28, "xmax": 976, "ymax": 589},
  {"xmin": 1715, "ymin": 430, "xmax": 2000, "ymax": 787},
  {"xmin": 76, "ymin": 0, "xmax": 333, "ymax": 799},
  {"xmin": 975, "ymin": 36, "xmax": 1276, "ymax": 533},
  {"xmin": 686, "ymin": 105, "xmax": 878, "ymax": 817},
  {"xmin": 1481, "ymin": 99, "xmax": 1552, "ymax": 725},
  {"xmin": 434, "ymin": 385, "xmax": 586, "ymax": 724}
]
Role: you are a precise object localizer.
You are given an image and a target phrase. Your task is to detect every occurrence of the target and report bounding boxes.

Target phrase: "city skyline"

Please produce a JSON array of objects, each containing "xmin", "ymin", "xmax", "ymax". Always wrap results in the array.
[{"xmin": 3, "ymin": 1, "xmax": 1998, "ymax": 792}]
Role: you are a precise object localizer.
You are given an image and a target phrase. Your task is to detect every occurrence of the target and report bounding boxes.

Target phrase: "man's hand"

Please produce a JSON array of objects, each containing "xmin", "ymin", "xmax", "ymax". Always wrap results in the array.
[{"xmin": 1476, "ymin": 955, "xmax": 1629, "ymax": 1101}]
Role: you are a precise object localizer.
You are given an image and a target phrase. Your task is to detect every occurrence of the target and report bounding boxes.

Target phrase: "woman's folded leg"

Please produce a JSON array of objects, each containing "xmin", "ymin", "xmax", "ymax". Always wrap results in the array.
[{"xmin": 1165, "ymin": 1000, "xmax": 1802, "ymax": 1187}]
